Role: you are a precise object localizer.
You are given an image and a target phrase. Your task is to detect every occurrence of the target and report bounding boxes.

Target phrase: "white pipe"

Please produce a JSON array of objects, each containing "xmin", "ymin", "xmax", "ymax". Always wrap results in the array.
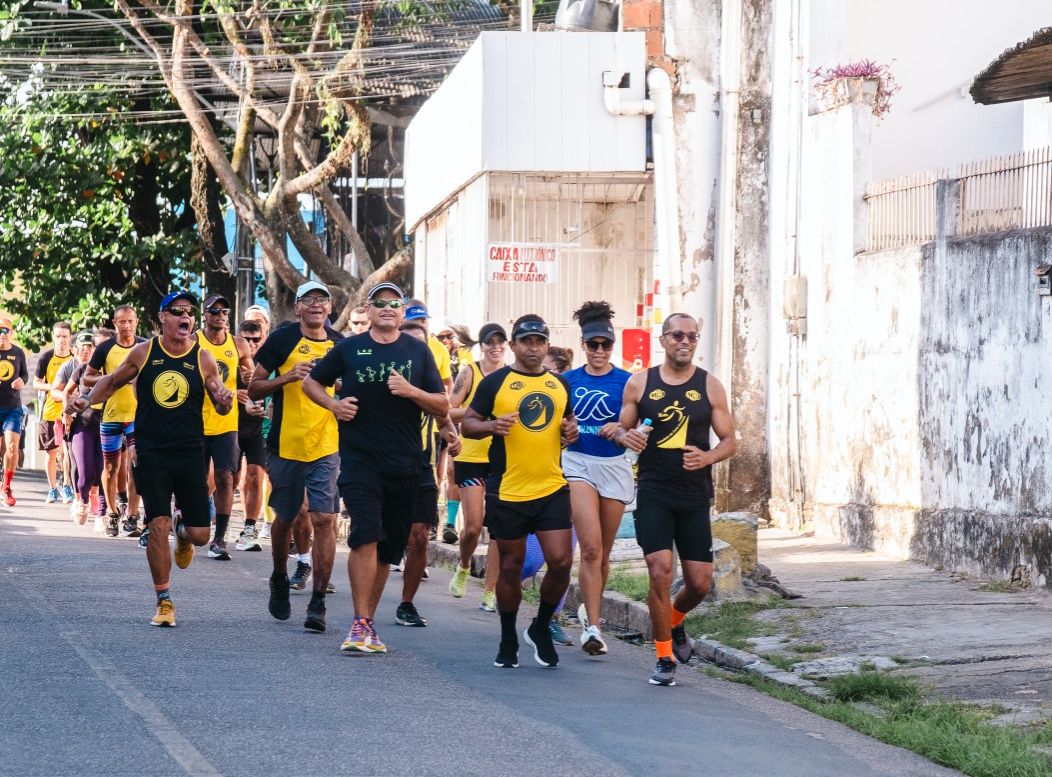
[
  {"xmin": 602, "ymin": 71, "xmax": 655, "ymax": 116},
  {"xmin": 520, "ymin": 0, "xmax": 532, "ymax": 32},
  {"xmin": 714, "ymin": 0, "xmax": 742, "ymax": 387}
]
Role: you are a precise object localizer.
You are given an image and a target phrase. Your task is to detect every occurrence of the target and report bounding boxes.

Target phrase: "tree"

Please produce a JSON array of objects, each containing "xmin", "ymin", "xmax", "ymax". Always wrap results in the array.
[
  {"xmin": 0, "ymin": 74, "xmax": 205, "ymax": 347},
  {"xmin": 114, "ymin": 0, "xmax": 413, "ymax": 325}
]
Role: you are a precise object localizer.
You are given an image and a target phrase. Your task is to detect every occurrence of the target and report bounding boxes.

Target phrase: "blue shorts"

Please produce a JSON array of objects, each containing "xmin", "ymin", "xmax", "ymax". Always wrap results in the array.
[
  {"xmin": 0, "ymin": 406, "xmax": 25, "ymax": 434},
  {"xmin": 100, "ymin": 421, "xmax": 135, "ymax": 459}
]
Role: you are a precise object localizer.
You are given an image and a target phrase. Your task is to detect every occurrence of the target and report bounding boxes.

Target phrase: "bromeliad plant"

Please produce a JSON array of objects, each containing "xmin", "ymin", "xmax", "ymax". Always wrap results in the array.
[{"xmin": 812, "ymin": 60, "xmax": 901, "ymax": 120}]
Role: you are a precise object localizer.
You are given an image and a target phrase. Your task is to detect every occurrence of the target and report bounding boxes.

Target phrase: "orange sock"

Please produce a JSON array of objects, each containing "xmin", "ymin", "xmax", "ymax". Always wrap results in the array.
[
  {"xmin": 670, "ymin": 605, "xmax": 686, "ymax": 628},
  {"xmin": 656, "ymin": 640, "xmax": 673, "ymax": 660}
]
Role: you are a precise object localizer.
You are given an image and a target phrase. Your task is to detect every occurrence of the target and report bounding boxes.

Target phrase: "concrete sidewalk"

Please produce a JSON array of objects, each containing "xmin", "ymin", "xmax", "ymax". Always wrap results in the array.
[{"xmin": 760, "ymin": 528, "xmax": 1052, "ymax": 721}]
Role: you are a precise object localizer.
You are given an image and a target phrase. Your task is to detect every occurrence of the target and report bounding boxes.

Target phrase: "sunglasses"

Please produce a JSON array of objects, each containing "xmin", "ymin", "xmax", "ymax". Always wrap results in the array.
[
  {"xmin": 585, "ymin": 339, "xmax": 613, "ymax": 352},
  {"xmin": 664, "ymin": 331, "xmax": 700, "ymax": 343},
  {"xmin": 370, "ymin": 299, "xmax": 404, "ymax": 309},
  {"xmin": 206, "ymin": 306, "xmax": 230, "ymax": 316},
  {"xmin": 165, "ymin": 306, "xmax": 196, "ymax": 318},
  {"xmin": 298, "ymin": 295, "xmax": 331, "ymax": 306},
  {"xmin": 436, "ymin": 333, "xmax": 454, "ymax": 341},
  {"xmin": 242, "ymin": 336, "xmax": 262, "ymax": 344}
]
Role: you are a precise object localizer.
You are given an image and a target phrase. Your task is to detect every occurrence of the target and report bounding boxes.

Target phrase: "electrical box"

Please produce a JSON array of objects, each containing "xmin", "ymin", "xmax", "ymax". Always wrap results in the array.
[
  {"xmin": 783, "ymin": 275, "xmax": 808, "ymax": 336},
  {"xmin": 1036, "ymin": 264, "xmax": 1050, "ymax": 296}
]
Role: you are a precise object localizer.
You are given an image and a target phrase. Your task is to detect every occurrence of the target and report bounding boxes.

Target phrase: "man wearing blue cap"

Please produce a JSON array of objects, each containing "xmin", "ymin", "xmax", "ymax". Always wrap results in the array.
[{"xmin": 73, "ymin": 291, "xmax": 234, "ymax": 627}]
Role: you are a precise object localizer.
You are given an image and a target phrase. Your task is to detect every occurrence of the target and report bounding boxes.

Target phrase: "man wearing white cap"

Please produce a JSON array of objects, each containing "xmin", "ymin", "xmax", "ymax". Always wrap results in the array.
[{"xmin": 248, "ymin": 280, "xmax": 342, "ymax": 634}]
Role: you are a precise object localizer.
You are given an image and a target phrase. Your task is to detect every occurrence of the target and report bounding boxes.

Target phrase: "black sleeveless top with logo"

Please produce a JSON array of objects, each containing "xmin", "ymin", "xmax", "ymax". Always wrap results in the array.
[
  {"xmin": 135, "ymin": 338, "xmax": 206, "ymax": 454},
  {"xmin": 636, "ymin": 366, "xmax": 713, "ymax": 497}
]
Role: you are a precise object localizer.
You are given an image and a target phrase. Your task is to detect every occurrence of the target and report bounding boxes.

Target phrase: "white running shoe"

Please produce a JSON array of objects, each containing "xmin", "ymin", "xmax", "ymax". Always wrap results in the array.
[
  {"xmin": 580, "ymin": 624, "xmax": 608, "ymax": 656},
  {"xmin": 258, "ymin": 522, "xmax": 272, "ymax": 540},
  {"xmin": 236, "ymin": 525, "xmax": 262, "ymax": 551},
  {"xmin": 92, "ymin": 515, "xmax": 105, "ymax": 533},
  {"xmin": 577, "ymin": 603, "xmax": 590, "ymax": 629}
]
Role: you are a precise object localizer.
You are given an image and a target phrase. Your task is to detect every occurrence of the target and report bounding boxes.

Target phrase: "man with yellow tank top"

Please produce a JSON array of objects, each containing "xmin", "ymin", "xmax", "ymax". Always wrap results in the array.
[
  {"xmin": 198, "ymin": 293, "xmax": 254, "ymax": 560},
  {"xmin": 84, "ymin": 304, "xmax": 146, "ymax": 538},
  {"xmin": 463, "ymin": 315, "xmax": 579, "ymax": 670},
  {"xmin": 447, "ymin": 323, "xmax": 507, "ymax": 611},
  {"xmin": 33, "ymin": 321, "xmax": 73, "ymax": 504}
]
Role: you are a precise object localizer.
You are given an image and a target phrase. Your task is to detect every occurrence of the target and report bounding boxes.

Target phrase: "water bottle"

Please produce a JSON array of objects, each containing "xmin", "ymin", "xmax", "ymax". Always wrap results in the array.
[{"xmin": 624, "ymin": 419, "xmax": 652, "ymax": 465}]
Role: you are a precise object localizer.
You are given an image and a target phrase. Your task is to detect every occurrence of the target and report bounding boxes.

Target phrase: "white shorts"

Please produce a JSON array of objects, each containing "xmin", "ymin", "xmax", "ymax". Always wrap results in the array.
[{"xmin": 561, "ymin": 450, "xmax": 635, "ymax": 504}]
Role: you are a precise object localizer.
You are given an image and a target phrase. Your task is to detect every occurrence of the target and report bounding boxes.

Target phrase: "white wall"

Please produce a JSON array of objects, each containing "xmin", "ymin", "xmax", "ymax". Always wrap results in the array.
[{"xmin": 810, "ymin": 0, "xmax": 1051, "ymax": 179}]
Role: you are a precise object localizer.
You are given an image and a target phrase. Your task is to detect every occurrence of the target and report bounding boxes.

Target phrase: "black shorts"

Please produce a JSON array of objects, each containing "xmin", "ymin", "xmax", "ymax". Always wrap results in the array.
[
  {"xmin": 133, "ymin": 449, "xmax": 210, "ymax": 527},
  {"xmin": 484, "ymin": 486, "xmax": 572, "ymax": 541},
  {"xmin": 454, "ymin": 461, "xmax": 489, "ymax": 489},
  {"xmin": 342, "ymin": 465, "xmax": 418, "ymax": 565},
  {"xmin": 38, "ymin": 419, "xmax": 60, "ymax": 452},
  {"xmin": 238, "ymin": 432, "xmax": 267, "ymax": 468},
  {"xmin": 204, "ymin": 431, "xmax": 240, "ymax": 474},
  {"xmin": 633, "ymin": 486, "xmax": 714, "ymax": 562},
  {"xmin": 413, "ymin": 466, "xmax": 439, "ymax": 526},
  {"xmin": 268, "ymin": 452, "xmax": 339, "ymax": 523}
]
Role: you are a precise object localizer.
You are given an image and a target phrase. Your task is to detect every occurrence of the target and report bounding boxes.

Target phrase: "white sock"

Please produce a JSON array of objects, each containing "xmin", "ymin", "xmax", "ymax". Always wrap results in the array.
[{"xmin": 298, "ymin": 553, "xmax": 311, "ymax": 564}]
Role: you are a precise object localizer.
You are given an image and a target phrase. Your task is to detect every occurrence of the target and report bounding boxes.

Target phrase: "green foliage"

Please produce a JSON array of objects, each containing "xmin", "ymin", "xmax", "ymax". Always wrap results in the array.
[
  {"xmin": 826, "ymin": 671, "xmax": 920, "ymax": 703},
  {"xmin": 604, "ymin": 567, "xmax": 650, "ymax": 602},
  {"xmin": 683, "ymin": 599, "xmax": 785, "ymax": 650}
]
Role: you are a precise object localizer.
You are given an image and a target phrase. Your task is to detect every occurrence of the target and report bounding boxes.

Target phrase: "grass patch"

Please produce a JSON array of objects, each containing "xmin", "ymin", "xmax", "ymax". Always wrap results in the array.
[
  {"xmin": 717, "ymin": 669, "xmax": 1052, "ymax": 777},
  {"xmin": 762, "ymin": 653, "xmax": 797, "ymax": 671},
  {"xmin": 976, "ymin": 580, "xmax": 1022, "ymax": 594},
  {"xmin": 520, "ymin": 582, "xmax": 541, "ymax": 605},
  {"xmin": 790, "ymin": 642, "xmax": 826, "ymax": 654},
  {"xmin": 604, "ymin": 569, "xmax": 650, "ymax": 602},
  {"xmin": 683, "ymin": 599, "xmax": 785, "ymax": 650},
  {"xmin": 840, "ymin": 576, "xmax": 866, "ymax": 582}
]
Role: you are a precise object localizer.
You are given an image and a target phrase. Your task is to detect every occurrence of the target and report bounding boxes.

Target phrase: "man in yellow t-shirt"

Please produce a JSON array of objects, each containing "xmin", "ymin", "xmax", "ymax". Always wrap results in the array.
[{"xmin": 32, "ymin": 321, "xmax": 73, "ymax": 504}]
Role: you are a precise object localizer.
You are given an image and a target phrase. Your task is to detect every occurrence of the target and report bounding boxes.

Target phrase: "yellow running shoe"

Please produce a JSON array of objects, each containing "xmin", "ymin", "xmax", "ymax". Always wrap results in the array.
[
  {"xmin": 174, "ymin": 530, "xmax": 194, "ymax": 569},
  {"xmin": 449, "ymin": 565, "xmax": 470, "ymax": 598},
  {"xmin": 479, "ymin": 589, "xmax": 496, "ymax": 612},
  {"xmin": 151, "ymin": 598, "xmax": 176, "ymax": 627}
]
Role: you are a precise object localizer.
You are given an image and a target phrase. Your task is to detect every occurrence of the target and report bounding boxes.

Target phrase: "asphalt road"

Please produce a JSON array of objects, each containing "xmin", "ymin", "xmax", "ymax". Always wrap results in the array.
[{"xmin": 0, "ymin": 471, "xmax": 961, "ymax": 777}]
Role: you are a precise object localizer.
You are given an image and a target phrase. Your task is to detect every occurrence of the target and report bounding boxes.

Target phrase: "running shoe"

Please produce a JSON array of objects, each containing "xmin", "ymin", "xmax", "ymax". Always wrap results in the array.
[
  {"xmin": 105, "ymin": 513, "xmax": 120, "ymax": 538},
  {"xmin": 581, "ymin": 624, "xmax": 608, "ymax": 656},
  {"xmin": 549, "ymin": 619, "xmax": 573, "ymax": 646},
  {"xmin": 479, "ymin": 590, "xmax": 496, "ymax": 612},
  {"xmin": 365, "ymin": 619, "xmax": 387, "ymax": 654},
  {"xmin": 117, "ymin": 499, "xmax": 128, "ymax": 519},
  {"xmin": 442, "ymin": 524, "xmax": 459, "ymax": 544},
  {"xmin": 448, "ymin": 565, "xmax": 469, "ymax": 598},
  {"xmin": 207, "ymin": 539, "xmax": 231, "ymax": 560},
  {"xmin": 151, "ymin": 598, "xmax": 176, "ymax": 627},
  {"xmin": 326, "ymin": 581, "xmax": 336, "ymax": 593},
  {"xmin": 494, "ymin": 641, "xmax": 519, "ymax": 668},
  {"xmin": 290, "ymin": 561, "xmax": 311, "ymax": 590},
  {"xmin": 523, "ymin": 618, "xmax": 559, "ymax": 668},
  {"xmin": 121, "ymin": 516, "xmax": 142, "ymax": 538},
  {"xmin": 235, "ymin": 525, "xmax": 262, "ymax": 551},
  {"xmin": 138, "ymin": 526, "xmax": 150, "ymax": 548},
  {"xmin": 45, "ymin": 487, "xmax": 59, "ymax": 504},
  {"xmin": 61, "ymin": 484, "xmax": 74, "ymax": 504},
  {"xmin": 304, "ymin": 593, "xmax": 326, "ymax": 633},
  {"xmin": 73, "ymin": 502, "xmax": 88, "ymax": 525},
  {"xmin": 173, "ymin": 526, "xmax": 194, "ymax": 569},
  {"xmin": 671, "ymin": 624, "xmax": 693, "ymax": 664},
  {"xmin": 258, "ymin": 522, "xmax": 271, "ymax": 540},
  {"xmin": 649, "ymin": 657, "xmax": 677, "ymax": 686},
  {"xmin": 395, "ymin": 601, "xmax": 427, "ymax": 627},
  {"xmin": 4, "ymin": 488, "xmax": 15, "ymax": 507},
  {"xmin": 93, "ymin": 515, "xmax": 105, "ymax": 533},
  {"xmin": 577, "ymin": 603, "xmax": 590, "ymax": 629},
  {"xmin": 268, "ymin": 572, "xmax": 291, "ymax": 620},
  {"xmin": 340, "ymin": 619, "xmax": 374, "ymax": 653},
  {"xmin": 421, "ymin": 568, "xmax": 429, "ymax": 580}
]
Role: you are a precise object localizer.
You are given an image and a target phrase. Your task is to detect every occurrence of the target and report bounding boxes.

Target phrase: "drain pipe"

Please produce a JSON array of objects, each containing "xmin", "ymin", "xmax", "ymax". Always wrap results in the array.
[{"xmin": 602, "ymin": 67, "xmax": 681, "ymax": 329}]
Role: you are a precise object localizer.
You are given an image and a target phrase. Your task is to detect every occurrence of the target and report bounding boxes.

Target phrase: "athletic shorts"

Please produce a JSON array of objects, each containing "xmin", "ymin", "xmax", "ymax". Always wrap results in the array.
[
  {"xmin": 238, "ymin": 432, "xmax": 267, "ymax": 468},
  {"xmin": 454, "ymin": 461, "xmax": 489, "ymax": 489},
  {"xmin": 633, "ymin": 486, "xmax": 714, "ymax": 562},
  {"xmin": 342, "ymin": 465, "xmax": 418, "ymax": 565},
  {"xmin": 100, "ymin": 421, "xmax": 134, "ymax": 459},
  {"xmin": 267, "ymin": 452, "xmax": 339, "ymax": 523},
  {"xmin": 0, "ymin": 406, "xmax": 25, "ymax": 434},
  {"xmin": 484, "ymin": 486, "xmax": 572, "ymax": 541},
  {"xmin": 133, "ymin": 449, "xmax": 210, "ymax": 527},
  {"xmin": 562, "ymin": 450, "xmax": 635, "ymax": 503},
  {"xmin": 413, "ymin": 466, "xmax": 439, "ymax": 526},
  {"xmin": 204, "ymin": 431, "xmax": 239, "ymax": 474},
  {"xmin": 38, "ymin": 419, "xmax": 60, "ymax": 452}
]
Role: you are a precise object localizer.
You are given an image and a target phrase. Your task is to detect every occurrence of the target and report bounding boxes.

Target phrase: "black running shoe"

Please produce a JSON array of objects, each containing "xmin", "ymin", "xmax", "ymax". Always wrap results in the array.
[
  {"xmin": 523, "ymin": 618, "xmax": 559, "ymax": 668},
  {"xmin": 290, "ymin": 561, "xmax": 311, "ymax": 591},
  {"xmin": 268, "ymin": 572, "xmax": 291, "ymax": 620},
  {"xmin": 304, "ymin": 593, "xmax": 326, "ymax": 633},
  {"xmin": 121, "ymin": 516, "xmax": 142, "ymax": 538},
  {"xmin": 494, "ymin": 640, "xmax": 519, "ymax": 668},
  {"xmin": 396, "ymin": 602, "xmax": 428, "ymax": 627},
  {"xmin": 441, "ymin": 524, "xmax": 459, "ymax": 544},
  {"xmin": 649, "ymin": 657, "xmax": 677, "ymax": 686},
  {"xmin": 105, "ymin": 513, "xmax": 120, "ymax": 537},
  {"xmin": 671, "ymin": 624, "xmax": 693, "ymax": 664},
  {"xmin": 138, "ymin": 526, "xmax": 150, "ymax": 549}
]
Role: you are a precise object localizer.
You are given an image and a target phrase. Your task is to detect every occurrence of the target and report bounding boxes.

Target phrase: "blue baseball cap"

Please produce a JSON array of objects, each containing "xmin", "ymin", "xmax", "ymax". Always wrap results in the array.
[
  {"xmin": 404, "ymin": 303, "xmax": 430, "ymax": 321},
  {"xmin": 159, "ymin": 291, "xmax": 197, "ymax": 312}
]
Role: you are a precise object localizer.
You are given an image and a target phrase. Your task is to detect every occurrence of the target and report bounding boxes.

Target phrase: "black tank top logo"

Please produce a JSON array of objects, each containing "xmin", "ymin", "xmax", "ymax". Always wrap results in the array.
[
  {"xmin": 637, "ymin": 366, "xmax": 713, "ymax": 496},
  {"xmin": 152, "ymin": 370, "xmax": 190, "ymax": 409}
]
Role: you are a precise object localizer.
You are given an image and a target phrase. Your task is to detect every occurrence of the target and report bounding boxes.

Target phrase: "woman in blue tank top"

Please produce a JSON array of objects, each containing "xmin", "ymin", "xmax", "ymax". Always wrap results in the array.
[{"xmin": 561, "ymin": 301, "xmax": 633, "ymax": 658}]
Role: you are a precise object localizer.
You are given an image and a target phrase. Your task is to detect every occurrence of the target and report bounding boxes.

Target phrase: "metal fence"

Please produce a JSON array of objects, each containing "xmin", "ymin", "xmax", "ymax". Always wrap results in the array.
[{"xmin": 864, "ymin": 146, "xmax": 1052, "ymax": 251}]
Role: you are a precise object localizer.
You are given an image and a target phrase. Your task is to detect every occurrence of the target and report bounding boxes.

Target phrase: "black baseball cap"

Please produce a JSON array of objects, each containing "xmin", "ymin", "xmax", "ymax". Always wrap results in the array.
[
  {"xmin": 581, "ymin": 320, "xmax": 616, "ymax": 342},
  {"xmin": 511, "ymin": 319, "xmax": 550, "ymax": 341},
  {"xmin": 367, "ymin": 282, "xmax": 405, "ymax": 300},
  {"xmin": 478, "ymin": 323, "xmax": 507, "ymax": 344},
  {"xmin": 203, "ymin": 293, "xmax": 230, "ymax": 309}
]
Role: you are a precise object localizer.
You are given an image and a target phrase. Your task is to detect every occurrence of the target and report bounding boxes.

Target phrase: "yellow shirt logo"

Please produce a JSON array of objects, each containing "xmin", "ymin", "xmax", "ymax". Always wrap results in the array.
[
  {"xmin": 0, "ymin": 361, "xmax": 13, "ymax": 382},
  {"xmin": 686, "ymin": 389, "xmax": 701, "ymax": 402},
  {"xmin": 153, "ymin": 371, "xmax": 190, "ymax": 409},
  {"xmin": 518, "ymin": 392, "xmax": 556, "ymax": 432},
  {"xmin": 656, "ymin": 401, "xmax": 688, "ymax": 448},
  {"xmin": 648, "ymin": 388, "xmax": 666, "ymax": 401}
]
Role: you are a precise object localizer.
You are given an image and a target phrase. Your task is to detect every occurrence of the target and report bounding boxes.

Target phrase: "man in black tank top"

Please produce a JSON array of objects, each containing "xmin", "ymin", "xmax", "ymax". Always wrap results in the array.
[
  {"xmin": 73, "ymin": 291, "xmax": 233, "ymax": 629},
  {"xmin": 617, "ymin": 313, "xmax": 737, "ymax": 687}
]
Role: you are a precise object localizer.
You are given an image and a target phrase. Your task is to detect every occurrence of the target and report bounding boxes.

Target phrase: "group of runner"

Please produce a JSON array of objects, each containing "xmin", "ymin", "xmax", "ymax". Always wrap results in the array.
[{"xmin": 9, "ymin": 278, "xmax": 736, "ymax": 687}]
